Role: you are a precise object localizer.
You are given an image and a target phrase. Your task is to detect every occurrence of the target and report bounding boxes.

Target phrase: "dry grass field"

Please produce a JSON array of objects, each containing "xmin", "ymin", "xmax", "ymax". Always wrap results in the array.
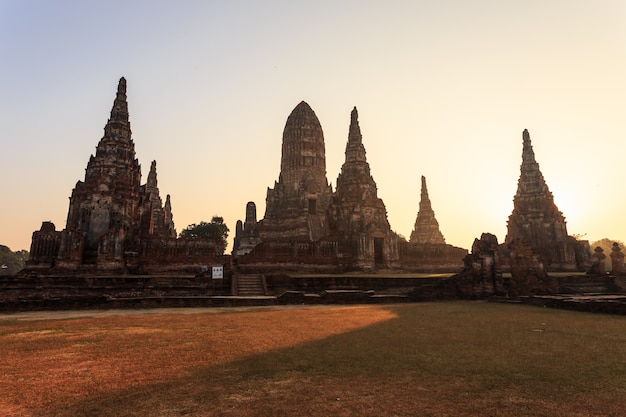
[{"xmin": 1, "ymin": 302, "xmax": 626, "ymax": 416}]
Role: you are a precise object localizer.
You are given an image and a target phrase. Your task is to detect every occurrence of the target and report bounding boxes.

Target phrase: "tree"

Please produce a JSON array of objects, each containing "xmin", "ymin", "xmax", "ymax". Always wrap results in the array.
[
  {"xmin": 180, "ymin": 216, "xmax": 230, "ymax": 249},
  {"xmin": 0, "ymin": 245, "xmax": 29, "ymax": 275}
]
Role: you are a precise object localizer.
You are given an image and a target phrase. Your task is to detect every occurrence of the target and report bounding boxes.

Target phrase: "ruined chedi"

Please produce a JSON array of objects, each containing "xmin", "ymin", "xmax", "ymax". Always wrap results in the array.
[
  {"xmin": 505, "ymin": 129, "xmax": 588, "ymax": 270},
  {"xmin": 409, "ymin": 176, "xmax": 446, "ymax": 244},
  {"xmin": 260, "ymin": 101, "xmax": 333, "ymax": 241},
  {"xmin": 235, "ymin": 102, "xmax": 465, "ymax": 272},
  {"xmin": 26, "ymin": 77, "xmax": 223, "ymax": 274},
  {"xmin": 56, "ymin": 77, "xmax": 175, "ymax": 269},
  {"xmin": 233, "ymin": 201, "xmax": 262, "ymax": 256},
  {"xmin": 330, "ymin": 107, "xmax": 399, "ymax": 268}
]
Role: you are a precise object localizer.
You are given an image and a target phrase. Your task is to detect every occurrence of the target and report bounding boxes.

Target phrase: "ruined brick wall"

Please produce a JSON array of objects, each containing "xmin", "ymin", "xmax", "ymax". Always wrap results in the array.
[
  {"xmin": 27, "ymin": 222, "xmax": 61, "ymax": 267},
  {"xmin": 399, "ymin": 242, "xmax": 467, "ymax": 271}
]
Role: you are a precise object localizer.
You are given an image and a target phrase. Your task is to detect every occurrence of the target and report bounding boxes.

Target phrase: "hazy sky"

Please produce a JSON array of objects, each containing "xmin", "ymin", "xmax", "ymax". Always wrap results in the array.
[{"xmin": 2, "ymin": 0, "xmax": 626, "ymax": 252}]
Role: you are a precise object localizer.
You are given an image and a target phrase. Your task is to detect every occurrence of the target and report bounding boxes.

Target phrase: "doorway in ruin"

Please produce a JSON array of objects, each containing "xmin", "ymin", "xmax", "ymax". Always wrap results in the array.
[
  {"xmin": 374, "ymin": 238, "xmax": 384, "ymax": 266},
  {"xmin": 82, "ymin": 243, "xmax": 98, "ymax": 264},
  {"xmin": 308, "ymin": 198, "xmax": 317, "ymax": 215}
]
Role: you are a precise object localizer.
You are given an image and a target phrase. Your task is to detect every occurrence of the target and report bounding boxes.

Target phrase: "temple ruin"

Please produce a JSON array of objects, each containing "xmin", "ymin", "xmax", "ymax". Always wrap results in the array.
[
  {"xmin": 504, "ymin": 129, "xmax": 590, "ymax": 271},
  {"xmin": 328, "ymin": 107, "xmax": 400, "ymax": 269},
  {"xmin": 233, "ymin": 202, "xmax": 262, "ymax": 257},
  {"xmin": 410, "ymin": 176, "xmax": 446, "ymax": 244},
  {"xmin": 8, "ymin": 77, "xmax": 620, "ymax": 310},
  {"xmin": 259, "ymin": 101, "xmax": 333, "ymax": 242},
  {"xmin": 235, "ymin": 103, "xmax": 465, "ymax": 272},
  {"xmin": 25, "ymin": 78, "xmax": 224, "ymax": 274}
]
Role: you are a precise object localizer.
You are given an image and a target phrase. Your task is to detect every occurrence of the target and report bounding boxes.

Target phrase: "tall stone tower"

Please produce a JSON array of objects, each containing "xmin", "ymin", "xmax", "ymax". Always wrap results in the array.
[
  {"xmin": 331, "ymin": 107, "xmax": 398, "ymax": 268},
  {"xmin": 56, "ymin": 77, "xmax": 175, "ymax": 269},
  {"xmin": 409, "ymin": 176, "xmax": 446, "ymax": 244},
  {"xmin": 261, "ymin": 101, "xmax": 333, "ymax": 241},
  {"xmin": 505, "ymin": 129, "xmax": 572, "ymax": 267}
]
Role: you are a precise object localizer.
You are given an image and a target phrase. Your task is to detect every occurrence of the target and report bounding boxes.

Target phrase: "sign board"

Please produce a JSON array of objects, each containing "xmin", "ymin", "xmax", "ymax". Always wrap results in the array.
[{"xmin": 212, "ymin": 265, "xmax": 224, "ymax": 279}]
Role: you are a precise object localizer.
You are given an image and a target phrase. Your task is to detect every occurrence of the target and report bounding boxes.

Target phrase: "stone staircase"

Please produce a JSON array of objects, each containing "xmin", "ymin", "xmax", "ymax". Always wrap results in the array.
[{"xmin": 235, "ymin": 274, "xmax": 266, "ymax": 296}]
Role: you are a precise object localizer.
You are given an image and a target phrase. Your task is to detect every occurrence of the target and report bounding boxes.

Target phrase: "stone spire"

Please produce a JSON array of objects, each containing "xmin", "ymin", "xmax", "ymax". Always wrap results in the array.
[
  {"xmin": 234, "ymin": 201, "xmax": 261, "ymax": 256},
  {"xmin": 143, "ymin": 159, "xmax": 163, "ymax": 215},
  {"xmin": 61, "ymin": 77, "xmax": 142, "ymax": 264},
  {"xmin": 335, "ymin": 107, "xmax": 379, "ymax": 204},
  {"xmin": 332, "ymin": 106, "xmax": 396, "ymax": 268},
  {"xmin": 108, "ymin": 77, "xmax": 130, "ymax": 126},
  {"xmin": 244, "ymin": 201, "xmax": 258, "ymax": 230},
  {"xmin": 278, "ymin": 101, "xmax": 328, "ymax": 187},
  {"xmin": 164, "ymin": 194, "xmax": 176, "ymax": 237},
  {"xmin": 515, "ymin": 129, "xmax": 551, "ymax": 196},
  {"xmin": 261, "ymin": 101, "xmax": 333, "ymax": 241},
  {"xmin": 409, "ymin": 176, "xmax": 446, "ymax": 244},
  {"xmin": 505, "ymin": 129, "xmax": 571, "ymax": 266},
  {"xmin": 87, "ymin": 77, "xmax": 138, "ymax": 177},
  {"xmin": 146, "ymin": 160, "xmax": 158, "ymax": 195},
  {"xmin": 344, "ymin": 107, "xmax": 367, "ymax": 163},
  {"xmin": 100, "ymin": 77, "xmax": 132, "ymax": 147},
  {"xmin": 349, "ymin": 107, "xmax": 362, "ymax": 142},
  {"xmin": 29, "ymin": 76, "xmax": 208, "ymax": 273}
]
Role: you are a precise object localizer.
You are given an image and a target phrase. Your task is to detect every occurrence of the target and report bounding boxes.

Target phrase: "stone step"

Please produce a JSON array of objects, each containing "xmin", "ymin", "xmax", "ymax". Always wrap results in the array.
[
  {"xmin": 235, "ymin": 274, "xmax": 265, "ymax": 296},
  {"xmin": 558, "ymin": 280, "xmax": 611, "ymax": 294}
]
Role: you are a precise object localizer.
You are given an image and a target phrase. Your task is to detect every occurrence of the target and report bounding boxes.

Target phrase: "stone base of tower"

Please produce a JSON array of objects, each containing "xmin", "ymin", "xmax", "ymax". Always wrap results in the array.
[
  {"xmin": 234, "ymin": 236, "xmax": 466, "ymax": 274},
  {"xmin": 23, "ymin": 222, "xmax": 228, "ymax": 277},
  {"xmin": 499, "ymin": 237, "xmax": 591, "ymax": 273},
  {"xmin": 399, "ymin": 242, "xmax": 467, "ymax": 272}
]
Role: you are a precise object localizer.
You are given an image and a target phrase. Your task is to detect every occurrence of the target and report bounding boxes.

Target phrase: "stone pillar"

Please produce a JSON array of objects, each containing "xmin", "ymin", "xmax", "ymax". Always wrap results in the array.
[{"xmin": 610, "ymin": 243, "xmax": 625, "ymax": 275}]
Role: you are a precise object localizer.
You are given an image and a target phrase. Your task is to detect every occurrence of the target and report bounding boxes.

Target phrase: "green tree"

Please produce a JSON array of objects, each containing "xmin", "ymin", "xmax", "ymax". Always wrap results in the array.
[
  {"xmin": 0, "ymin": 245, "xmax": 29, "ymax": 275},
  {"xmin": 180, "ymin": 216, "xmax": 230, "ymax": 249}
]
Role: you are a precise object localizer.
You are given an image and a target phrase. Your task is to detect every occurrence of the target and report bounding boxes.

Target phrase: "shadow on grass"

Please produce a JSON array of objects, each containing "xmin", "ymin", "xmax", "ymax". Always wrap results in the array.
[{"xmin": 49, "ymin": 302, "xmax": 626, "ymax": 417}]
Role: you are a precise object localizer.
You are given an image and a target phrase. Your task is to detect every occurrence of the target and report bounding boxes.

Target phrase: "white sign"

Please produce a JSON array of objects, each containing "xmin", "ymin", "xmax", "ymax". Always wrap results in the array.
[{"xmin": 212, "ymin": 266, "xmax": 224, "ymax": 279}]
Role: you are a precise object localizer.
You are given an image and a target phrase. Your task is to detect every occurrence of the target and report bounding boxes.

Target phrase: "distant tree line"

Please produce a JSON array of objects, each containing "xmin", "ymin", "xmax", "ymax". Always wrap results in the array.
[{"xmin": 0, "ymin": 245, "xmax": 29, "ymax": 275}]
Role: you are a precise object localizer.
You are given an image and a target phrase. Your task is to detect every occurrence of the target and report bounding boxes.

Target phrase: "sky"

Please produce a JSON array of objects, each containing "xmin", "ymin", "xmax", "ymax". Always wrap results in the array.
[{"xmin": 2, "ymin": 0, "xmax": 626, "ymax": 252}]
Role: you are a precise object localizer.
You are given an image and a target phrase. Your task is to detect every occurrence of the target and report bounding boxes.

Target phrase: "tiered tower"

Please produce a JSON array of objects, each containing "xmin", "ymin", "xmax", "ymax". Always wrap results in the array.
[
  {"xmin": 261, "ymin": 101, "xmax": 333, "ymax": 241},
  {"xmin": 409, "ymin": 176, "xmax": 446, "ymax": 244},
  {"xmin": 505, "ymin": 129, "xmax": 572, "ymax": 267},
  {"xmin": 332, "ymin": 107, "xmax": 398, "ymax": 268},
  {"xmin": 56, "ymin": 77, "xmax": 175, "ymax": 269}
]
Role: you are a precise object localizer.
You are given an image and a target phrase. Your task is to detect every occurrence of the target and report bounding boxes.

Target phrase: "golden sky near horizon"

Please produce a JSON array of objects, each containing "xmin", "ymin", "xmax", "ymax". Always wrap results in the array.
[{"xmin": 1, "ymin": 1, "xmax": 626, "ymax": 252}]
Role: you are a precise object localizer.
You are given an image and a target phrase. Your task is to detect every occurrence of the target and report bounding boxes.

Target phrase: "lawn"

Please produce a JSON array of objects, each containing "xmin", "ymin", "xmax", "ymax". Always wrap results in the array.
[{"xmin": 1, "ymin": 302, "xmax": 626, "ymax": 416}]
